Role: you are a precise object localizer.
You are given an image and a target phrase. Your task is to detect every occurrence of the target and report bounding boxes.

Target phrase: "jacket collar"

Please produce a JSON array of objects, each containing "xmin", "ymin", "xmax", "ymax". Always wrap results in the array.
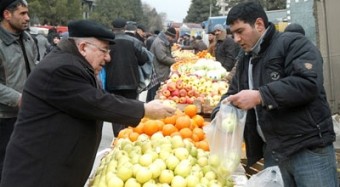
[
  {"xmin": 158, "ymin": 32, "xmax": 171, "ymax": 46},
  {"xmin": 246, "ymin": 22, "xmax": 276, "ymax": 57},
  {"xmin": 57, "ymin": 39, "xmax": 95, "ymax": 74},
  {"xmin": 0, "ymin": 25, "xmax": 31, "ymax": 45}
]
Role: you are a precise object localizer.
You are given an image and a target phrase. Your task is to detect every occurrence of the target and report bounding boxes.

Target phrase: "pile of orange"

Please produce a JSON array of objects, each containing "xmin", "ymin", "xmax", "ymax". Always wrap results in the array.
[{"xmin": 117, "ymin": 104, "xmax": 210, "ymax": 151}]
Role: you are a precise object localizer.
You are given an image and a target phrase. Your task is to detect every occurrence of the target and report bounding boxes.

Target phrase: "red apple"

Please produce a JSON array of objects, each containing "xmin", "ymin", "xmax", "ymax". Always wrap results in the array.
[
  {"xmin": 179, "ymin": 97, "xmax": 187, "ymax": 104},
  {"xmin": 161, "ymin": 89, "xmax": 171, "ymax": 97},
  {"xmin": 187, "ymin": 90, "xmax": 195, "ymax": 97},
  {"xmin": 171, "ymin": 96, "xmax": 180, "ymax": 103},
  {"xmin": 179, "ymin": 89, "xmax": 187, "ymax": 97},
  {"xmin": 171, "ymin": 89, "xmax": 180, "ymax": 97},
  {"xmin": 186, "ymin": 97, "xmax": 194, "ymax": 104},
  {"xmin": 184, "ymin": 84, "xmax": 192, "ymax": 91},
  {"xmin": 167, "ymin": 82, "xmax": 177, "ymax": 92},
  {"xmin": 176, "ymin": 80, "xmax": 184, "ymax": 89}
]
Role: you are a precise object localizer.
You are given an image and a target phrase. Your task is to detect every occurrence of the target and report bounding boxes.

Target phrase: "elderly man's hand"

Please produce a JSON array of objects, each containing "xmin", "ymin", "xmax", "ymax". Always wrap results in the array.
[{"xmin": 144, "ymin": 100, "xmax": 176, "ymax": 119}]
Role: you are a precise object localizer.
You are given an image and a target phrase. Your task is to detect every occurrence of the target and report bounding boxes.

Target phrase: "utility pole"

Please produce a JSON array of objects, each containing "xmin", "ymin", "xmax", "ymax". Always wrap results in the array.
[{"xmin": 209, "ymin": 0, "xmax": 212, "ymax": 17}]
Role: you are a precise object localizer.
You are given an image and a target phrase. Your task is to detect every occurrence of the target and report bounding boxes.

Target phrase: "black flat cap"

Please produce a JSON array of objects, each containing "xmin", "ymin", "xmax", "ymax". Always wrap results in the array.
[
  {"xmin": 0, "ymin": 0, "xmax": 19, "ymax": 16},
  {"xmin": 68, "ymin": 20, "xmax": 115, "ymax": 44},
  {"xmin": 137, "ymin": 24, "xmax": 146, "ymax": 32},
  {"xmin": 112, "ymin": 18, "xmax": 126, "ymax": 29}
]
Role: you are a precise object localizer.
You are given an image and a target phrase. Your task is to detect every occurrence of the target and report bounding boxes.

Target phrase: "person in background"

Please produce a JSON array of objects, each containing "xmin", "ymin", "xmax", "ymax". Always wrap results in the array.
[
  {"xmin": 207, "ymin": 31, "xmax": 216, "ymax": 56},
  {"xmin": 284, "ymin": 23, "xmax": 306, "ymax": 36},
  {"xmin": 35, "ymin": 29, "xmax": 50, "ymax": 61},
  {"xmin": 44, "ymin": 33, "xmax": 60, "ymax": 56},
  {"xmin": 213, "ymin": 24, "xmax": 239, "ymax": 71},
  {"xmin": 105, "ymin": 18, "xmax": 149, "ymax": 137},
  {"xmin": 0, "ymin": 0, "xmax": 38, "ymax": 182},
  {"xmin": 136, "ymin": 23, "xmax": 146, "ymax": 44},
  {"xmin": 146, "ymin": 30, "xmax": 160, "ymax": 50},
  {"xmin": 125, "ymin": 22, "xmax": 137, "ymax": 38},
  {"xmin": 180, "ymin": 35, "xmax": 207, "ymax": 54},
  {"xmin": 181, "ymin": 32, "xmax": 191, "ymax": 46},
  {"xmin": 0, "ymin": 0, "xmax": 38, "ymax": 181},
  {"xmin": 146, "ymin": 27, "xmax": 177, "ymax": 102},
  {"xmin": 0, "ymin": 19, "xmax": 175, "ymax": 187},
  {"xmin": 46, "ymin": 26, "xmax": 57, "ymax": 44},
  {"xmin": 212, "ymin": 2, "xmax": 338, "ymax": 187}
]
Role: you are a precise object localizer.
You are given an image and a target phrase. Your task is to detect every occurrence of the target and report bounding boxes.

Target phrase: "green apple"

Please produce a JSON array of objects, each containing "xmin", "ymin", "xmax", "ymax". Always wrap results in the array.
[
  {"xmin": 125, "ymin": 178, "xmax": 141, "ymax": 187},
  {"xmin": 174, "ymin": 160, "xmax": 192, "ymax": 177},
  {"xmin": 208, "ymin": 154, "xmax": 221, "ymax": 167},
  {"xmin": 186, "ymin": 174, "xmax": 200, "ymax": 187},
  {"xmin": 148, "ymin": 163, "xmax": 162, "ymax": 179},
  {"xmin": 204, "ymin": 171, "xmax": 217, "ymax": 180},
  {"xmin": 165, "ymin": 155, "xmax": 180, "ymax": 170},
  {"xmin": 139, "ymin": 153, "xmax": 153, "ymax": 167},
  {"xmin": 174, "ymin": 147, "xmax": 189, "ymax": 160},
  {"xmin": 171, "ymin": 175, "xmax": 187, "ymax": 187},
  {"xmin": 116, "ymin": 165, "xmax": 132, "ymax": 182},
  {"xmin": 159, "ymin": 169, "xmax": 174, "ymax": 184},
  {"xmin": 106, "ymin": 173, "xmax": 124, "ymax": 187},
  {"xmin": 197, "ymin": 156, "xmax": 208, "ymax": 167},
  {"xmin": 221, "ymin": 113, "xmax": 237, "ymax": 133},
  {"xmin": 136, "ymin": 166, "xmax": 152, "ymax": 184}
]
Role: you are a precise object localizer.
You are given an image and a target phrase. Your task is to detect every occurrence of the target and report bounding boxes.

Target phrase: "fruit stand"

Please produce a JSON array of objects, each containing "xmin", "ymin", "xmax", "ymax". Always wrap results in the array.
[
  {"xmin": 88, "ymin": 104, "xmax": 248, "ymax": 187},
  {"xmin": 87, "ymin": 50, "xmax": 249, "ymax": 186}
]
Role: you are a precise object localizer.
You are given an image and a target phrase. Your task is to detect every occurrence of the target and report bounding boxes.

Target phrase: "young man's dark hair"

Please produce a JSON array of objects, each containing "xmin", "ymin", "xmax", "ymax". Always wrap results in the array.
[{"xmin": 226, "ymin": 1, "xmax": 269, "ymax": 27}]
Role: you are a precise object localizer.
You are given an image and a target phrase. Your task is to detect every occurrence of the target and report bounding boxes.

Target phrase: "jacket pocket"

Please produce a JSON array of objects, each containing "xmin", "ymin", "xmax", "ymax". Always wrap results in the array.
[{"xmin": 263, "ymin": 58, "xmax": 285, "ymax": 83}]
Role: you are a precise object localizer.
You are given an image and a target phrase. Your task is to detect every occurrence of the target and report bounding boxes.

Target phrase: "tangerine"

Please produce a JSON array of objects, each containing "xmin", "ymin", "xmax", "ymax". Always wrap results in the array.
[
  {"xmin": 179, "ymin": 128, "xmax": 193, "ymax": 139},
  {"xmin": 193, "ymin": 127, "xmax": 205, "ymax": 141},
  {"xmin": 143, "ymin": 120, "xmax": 160, "ymax": 136},
  {"xmin": 163, "ymin": 115, "xmax": 177, "ymax": 125},
  {"xmin": 129, "ymin": 132, "xmax": 139, "ymax": 142},
  {"xmin": 162, "ymin": 124, "xmax": 178, "ymax": 136},
  {"xmin": 134, "ymin": 123, "xmax": 144, "ymax": 134},
  {"xmin": 197, "ymin": 140, "xmax": 210, "ymax": 151},
  {"xmin": 175, "ymin": 116, "xmax": 191, "ymax": 130},
  {"xmin": 192, "ymin": 115, "xmax": 205, "ymax": 128},
  {"xmin": 117, "ymin": 128, "xmax": 133, "ymax": 139},
  {"xmin": 184, "ymin": 104, "xmax": 197, "ymax": 118}
]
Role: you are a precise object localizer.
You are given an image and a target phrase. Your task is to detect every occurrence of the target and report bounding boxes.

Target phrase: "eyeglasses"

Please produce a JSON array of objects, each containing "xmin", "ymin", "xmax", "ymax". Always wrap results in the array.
[{"xmin": 85, "ymin": 42, "xmax": 111, "ymax": 54}]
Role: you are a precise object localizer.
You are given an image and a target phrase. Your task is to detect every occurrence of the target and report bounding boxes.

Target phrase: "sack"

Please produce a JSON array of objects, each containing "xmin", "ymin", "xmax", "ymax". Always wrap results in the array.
[
  {"xmin": 138, "ymin": 47, "xmax": 159, "ymax": 93},
  {"xmin": 247, "ymin": 166, "xmax": 284, "ymax": 187},
  {"xmin": 203, "ymin": 103, "xmax": 247, "ymax": 179}
]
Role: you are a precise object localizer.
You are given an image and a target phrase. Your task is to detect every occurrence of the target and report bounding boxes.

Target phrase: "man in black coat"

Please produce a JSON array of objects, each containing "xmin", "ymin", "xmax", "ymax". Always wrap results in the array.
[{"xmin": 0, "ymin": 20, "xmax": 175, "ymax": 187}]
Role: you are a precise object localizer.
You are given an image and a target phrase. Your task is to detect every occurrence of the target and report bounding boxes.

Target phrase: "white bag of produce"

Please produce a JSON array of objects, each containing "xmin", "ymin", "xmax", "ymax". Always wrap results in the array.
[
  {"xmin": 246, "ymin": 166, "xmax": 284, "ymax": 187},
  {"xmin": 204, "ymin": 103, "xmax": 247, "ymax": 179}
]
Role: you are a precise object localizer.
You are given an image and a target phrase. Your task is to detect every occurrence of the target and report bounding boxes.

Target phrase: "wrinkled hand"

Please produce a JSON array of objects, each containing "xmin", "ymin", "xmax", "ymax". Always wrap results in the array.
[
  {"xmin": 144, "ymin": 100, "xmax": 176, "ymax": 119},
  {"xmin": 225, "ymin": 90, "xmax": 262, "ymax": 110}
]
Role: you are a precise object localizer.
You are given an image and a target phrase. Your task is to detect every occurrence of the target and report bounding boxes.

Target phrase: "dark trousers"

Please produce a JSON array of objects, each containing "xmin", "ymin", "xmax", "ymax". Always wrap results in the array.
[
  {"xmin": 0, "ymin": 118, "xmax": 16, "ymax": 182},
  {"xmin": 108, "ymin": 90, "xmax": 138, "ymax": 137},
  {"xmin": 146, "ymin": 83, "xmax": 160, "ymax": 102}
]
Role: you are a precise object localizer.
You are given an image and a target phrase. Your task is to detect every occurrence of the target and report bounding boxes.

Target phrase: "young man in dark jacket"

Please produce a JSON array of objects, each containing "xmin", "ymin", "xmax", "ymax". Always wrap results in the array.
[
  {"xmin": 0, "ymin": 20, "xmax": 175, "ymax": 187},
  {"xmin": 212, "ymin": 2, "xmax": 338, "ymax": 187}
]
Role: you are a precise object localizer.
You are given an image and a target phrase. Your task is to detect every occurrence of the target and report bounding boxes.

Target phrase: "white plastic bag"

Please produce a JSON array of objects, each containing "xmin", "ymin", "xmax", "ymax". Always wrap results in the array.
[
  {"xmin": 247, "ymin": 166, "xmax": 284, "ymax": 187},
  {"xmin": 204, "ymin": 103, "xmax": 247, "ymax": 178}
]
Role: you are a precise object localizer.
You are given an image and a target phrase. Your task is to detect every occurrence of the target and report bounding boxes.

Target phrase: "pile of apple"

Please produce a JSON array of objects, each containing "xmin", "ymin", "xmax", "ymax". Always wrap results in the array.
[
  {"xmin": 89, "ymin": 133, "xmax": 234, "ymax": 187},
  {"xmin": 158, "ymin": 58, "xmax": 229, "ymax": 106}
]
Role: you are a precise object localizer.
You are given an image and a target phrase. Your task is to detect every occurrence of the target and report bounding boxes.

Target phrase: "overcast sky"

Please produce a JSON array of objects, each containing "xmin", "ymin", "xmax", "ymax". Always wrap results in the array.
[{"xmin": 141, "ymin": 0, "xmax": 192, "ymax": 22}]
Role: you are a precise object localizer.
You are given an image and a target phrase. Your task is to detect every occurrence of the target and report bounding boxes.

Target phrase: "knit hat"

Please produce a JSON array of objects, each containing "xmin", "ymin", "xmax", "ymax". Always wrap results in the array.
[
  {"xmin": 112, "ymin": 18, "xmax": 126, "ymax": 29},
  {"xmin": 213, "ymin": 24, "xmax": 226, "ymax": 32},
  {"xmin": 165, "ymin": 27, "xmax": 176, "ymax": 38},
  {"xmin": 68, "ymin": 20, "xmax": 115, "ymax": 44}
]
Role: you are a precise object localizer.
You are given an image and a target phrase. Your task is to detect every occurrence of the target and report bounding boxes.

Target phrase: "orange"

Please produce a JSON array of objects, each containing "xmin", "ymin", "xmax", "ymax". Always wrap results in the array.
[
  {"xmin": 134, "ymin": 123, "xmax": 144, "ymax": 134},
  {"xmin": 143, "ymin": 120, "xmax": 160, "ymax": 136},
  {"xmin": 197, "ymin": 140, "xmax": 210, "ymax": 151},
  {"xmin": 192, "ymin": 133, "xmax": 200, "ymax": 142},
  {"xmin": 179, "ymin": 128, "xmax": 193, "ymax": 139},
  {"xmin": 117, "ymin": 128, "xmax": 133, "ymax": 139},
  {"xmin": 193, "ymin": 127, "xmax": 205, "ymax": 141},
  {"xmin": 192, "ymin": 115, "xmax": 205, "ymax": 128},
  {"xmin": 184, "ymin": 104, "xmax": 197, "ymax": 118},
  {"xmin": 163, "ymin": 115, "xmax": 177, "ymax": 125},
  {"xmin": 129, "ymin": 132, "xmax": 139, "ymax": 142},
  {"xmin": 175, "ymin": 116, "xmax": 191, "ymax": 130},
  {"xmin": 154, "ymin": 120, "xmax": 165, "ymax": 130},
  {"xmin": 162, "ymin": 124, "xmax": 178, "ymax": 136}
]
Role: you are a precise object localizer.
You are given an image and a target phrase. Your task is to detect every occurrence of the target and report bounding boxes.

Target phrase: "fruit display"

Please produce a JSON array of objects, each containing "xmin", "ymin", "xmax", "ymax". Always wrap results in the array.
[
  {"xmin": 88, "ymin": 105, "xmax": 246, "ymax": 187},
  {"xmin": 158, "ymin": 53, "xmax": 229, "ymax": 108}
]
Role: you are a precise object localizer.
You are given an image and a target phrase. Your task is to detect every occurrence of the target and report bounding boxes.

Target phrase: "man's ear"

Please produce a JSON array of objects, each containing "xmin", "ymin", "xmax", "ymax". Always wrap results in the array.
[
  {"xmin": 254, "ymin": 18, "xmax": 266, "ymax": 33},
  {"xmin": 78, "ymin": 42, "xmax": 87, "ymax": 56}
]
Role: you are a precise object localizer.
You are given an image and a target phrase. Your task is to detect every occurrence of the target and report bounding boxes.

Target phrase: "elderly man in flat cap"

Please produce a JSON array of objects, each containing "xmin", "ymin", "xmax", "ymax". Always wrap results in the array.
[
  {"xmin": 0, "ymin": 0, "xmax": 38, "ymax": 182},
  {"xmin": 0, "ymin": 20, "xmax": 175, "ymax": 187}
]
